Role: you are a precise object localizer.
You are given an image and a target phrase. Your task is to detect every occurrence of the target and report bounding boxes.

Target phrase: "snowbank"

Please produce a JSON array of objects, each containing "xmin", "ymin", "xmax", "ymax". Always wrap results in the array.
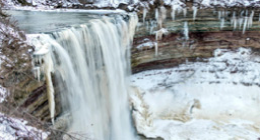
[
  {"xmin": 0, "ymin": 113, "xmax": 48, "ymax": 139},
  {"xmin": 3, "ymin": 0, "xmax": 259, "ymax": 11},
  {"xmin": 130, "ymin": 47, "xmax": 260, "ymax": 140}
]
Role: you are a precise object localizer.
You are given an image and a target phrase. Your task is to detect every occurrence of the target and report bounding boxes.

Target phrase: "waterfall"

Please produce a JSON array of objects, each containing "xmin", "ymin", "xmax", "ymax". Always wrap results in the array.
[{"xmin": 33, "ymin": 14, "xmax": 138, "ymax": 140}]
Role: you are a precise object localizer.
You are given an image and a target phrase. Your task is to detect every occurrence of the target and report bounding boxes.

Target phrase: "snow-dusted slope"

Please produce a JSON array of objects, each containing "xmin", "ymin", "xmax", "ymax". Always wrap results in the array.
[
  {"xmin": 3, "ymin": 0, "xmax": 260, "ymax": 10},
  {"xmin": 0, "ymin": 113, "xmax": 48, "ymax": 139},
  {"xmin": 131, "ymin": 47, "xmax": 259, "ymax": 140}
]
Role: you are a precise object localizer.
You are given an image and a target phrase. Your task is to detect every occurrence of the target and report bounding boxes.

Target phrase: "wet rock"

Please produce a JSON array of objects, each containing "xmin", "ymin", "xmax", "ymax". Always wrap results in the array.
[{"xmin": 118, "ymin": 3, "xmax": 129, "ymax": 11}]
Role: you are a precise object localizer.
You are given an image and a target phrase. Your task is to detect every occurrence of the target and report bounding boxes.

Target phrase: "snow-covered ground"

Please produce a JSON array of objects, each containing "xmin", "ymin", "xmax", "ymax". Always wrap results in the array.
[
  {"xmin": 3, "ymin": 0, "xmax": 79, "ymax": 9},
  {"xmin": 0, "ymin": 19, "xmax": 21, "ymax": 103},
  {"xmin": 0, "ymin": 113, "xmax": 48, "ymax": 139},
  {"xmin": 0, "ymin": 86, "xmax": 7, "ymax": 103},
  {"xmin": 3, "ymin": 0, "xmax": 259, "ymax": 11},
  {"xmin": 0, "ymin": 57, "xmax": 5, "ymax": 103},
  {"xmin": 130, "ymin": 47, "xmax": 260, "ymax": 140}
]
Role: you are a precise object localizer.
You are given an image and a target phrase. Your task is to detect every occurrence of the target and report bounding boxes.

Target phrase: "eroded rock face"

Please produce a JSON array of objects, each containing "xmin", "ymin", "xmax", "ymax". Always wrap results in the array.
[
  {"xmin": 132, "ymin": 7, "xmax": 260, "ymax": 73},
  {"xmin": 132, "ymin": 31, "xmax": 260, "ymax": 73},
  {"xmin": 5, "ymin": 74, "xmax": 63, "ymax": 123}
]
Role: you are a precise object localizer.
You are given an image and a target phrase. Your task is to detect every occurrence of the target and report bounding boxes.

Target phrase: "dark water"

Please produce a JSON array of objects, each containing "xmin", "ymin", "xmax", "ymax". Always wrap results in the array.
[{"xmin": 5, "ymin": 10, "xmax": 125, "ymax": 34}]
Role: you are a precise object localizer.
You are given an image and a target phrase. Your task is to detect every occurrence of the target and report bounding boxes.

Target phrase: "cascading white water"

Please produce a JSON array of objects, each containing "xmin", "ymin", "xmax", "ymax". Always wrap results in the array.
[{"xmin": 33, "ymin": 14, "xmax": 138, "ymax": 140}]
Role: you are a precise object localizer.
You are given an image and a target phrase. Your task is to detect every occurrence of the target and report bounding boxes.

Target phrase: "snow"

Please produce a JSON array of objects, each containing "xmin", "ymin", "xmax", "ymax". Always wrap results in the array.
[
  {"xmin": 0, "ymin": 58, "xmax": 5, "ymax": 103},
  {"xmin": 154, "ymin": 28, "xmax": 168, "ymax": 56},
  {"xmin": 136, "ymin": 39, "xmax": 157, "ymax": 51},
  {"xmin": 130, "ymin": 47, "xmax": 260, "ymax": 140},
  {"xmin": 3, "ymin": 0, "xmax": 259, "ymax": 13},
  {"xmin": 3, "ymin": 0, "xmax": 135, "ymax": 10},
  {"xmin": 155, "ymin": 28, "xmax": 168, "ymax": 40},
  {"xmin": 4, "ymin": 0, "xmax": 79, "ymax": 9},
  {"xmin": 0, "ymin": 113, "xmax": 48, "ymax": 139},
  {"xmin": 0, "ymin": 85, "xmax": 7, "ymax": 103},
  {"xmin": 196, "ymin": 0, "xmax": 260, "ymax": 8},
  {"xmin": 27, "ymin": 34, "xmax": 50, "ymax": 56},
  {"xmin": 5, "ymin": 8, "xmax": 127, "ymax": 14},
  {"xmin": 0, "ymin": 18, "xmax": 28, "ymax": 103}
]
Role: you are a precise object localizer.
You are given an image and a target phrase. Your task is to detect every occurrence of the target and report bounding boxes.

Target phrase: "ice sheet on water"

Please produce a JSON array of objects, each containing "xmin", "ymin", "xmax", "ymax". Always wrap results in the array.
[{"xmin": 130, "ymin": 47, "xmax": 260, "ymax": 140}]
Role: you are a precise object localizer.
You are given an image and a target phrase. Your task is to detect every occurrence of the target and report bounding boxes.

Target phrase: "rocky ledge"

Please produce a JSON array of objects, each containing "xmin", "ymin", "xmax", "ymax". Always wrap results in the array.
[{"xmin": 131, "ymin": 7, "xmax": 260, "ymax": 73}]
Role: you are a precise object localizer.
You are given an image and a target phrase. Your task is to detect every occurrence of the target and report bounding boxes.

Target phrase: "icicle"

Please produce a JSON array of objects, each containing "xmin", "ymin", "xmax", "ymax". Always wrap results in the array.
[
  {"xmin": 171, "ymin": 6, "xmax": 176, "ymax": 20},
  {"xmin": 143, "ymin": 8, "xmax": 147, "ymax": 23},
  {"xmin": 155, "ymin": 7, "xmax": 167, "ymax": 29},
  {"xmin": 184, "ymin": 22, "xmax": 189, "ymax": 40},
  {"xmin": 240, "ymin": 10, "xmax": 244, "ymax": 17},
  {"xmin": 136, "ymin": 23, "xmax": 141, "ymax": 31},
  {"xmin": 245, "ymin": 10, "xmax": 248, "ymax": 17},
  {"xmin": 193, "ymin": 6, "xmax": 198, "ymax": 21},
  {"xmin": 39, "ymin": 56, "xmax": 42, "ymax": 65},
  {"xmin": 33, "ymin": 66, "xmax": 41, "ymax": 82},
  {"xmin": 183, "ymin": 8, "xmax": 187, "ymax": 17},
  {"xmin": 146, "ymin": 21, "xmax": 149, "ymax": 30},
  {"xmin": 160, "ymin": 6, "xmax": 167, "ymax": 28},
  {"xmin": 155, "ymin": 8, "xmax": 159, "ymax": 25},
  {"xmin": 154, "ymin": 28, "xmax": 168, "ymax": 56},
  {"xmin": 220, "ymin": 18, "xmax": 225, "ymax": 29},
  {"xmin": 155, "ymin": 41, "xmax": 158, "ymax": 56},
  {"xmin": 258, "ymin": 13, "xmax": 261, "ymax": 22},
  {"xmin": 44, "ymin": 53, "xmax": 55, "ymax": 125},
  {"xmin": 242, "ymin": 17, "xmax": 248, "ymax": 34},
  {"xmin": 225, "ymin": 11, "xmax": 229, "ymax": 17},
  {"xmin": 233, "ymin": 19, "xmax": 237, "ymax": 30},
  {"xmin": 150, "ymin": 21, "xmax": 156, "ymax": 34},
  {"xmin": 247, "ymin": 11, "xmax": 254, "ymax": 28},
  {"xmin": 231, "ymin": 11, "xmax": 237, "ymax": 30},
  {"xmin": 222, "ymin": 11, "xmax": 225, "ymax": 18},
  {"xmin": 155, "ymin": 28, "xmax": 168, "ymax": 41},
  {"xmin": 218, "ymin": 11, "xmax": 221, "ymax": 19},
  {"xmin": 33, "ymin": 67, "xmax": 37, "ymax": 80},
  {"xmin": 238, "ymin": 18, "xmax": 243, "ymax": 29}
]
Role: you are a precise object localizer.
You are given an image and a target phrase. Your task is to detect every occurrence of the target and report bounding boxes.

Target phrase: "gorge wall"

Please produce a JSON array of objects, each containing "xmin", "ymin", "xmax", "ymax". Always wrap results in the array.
[{"xmin": 132, "ymin": 7, "xmax": 260, "ymax": 73}]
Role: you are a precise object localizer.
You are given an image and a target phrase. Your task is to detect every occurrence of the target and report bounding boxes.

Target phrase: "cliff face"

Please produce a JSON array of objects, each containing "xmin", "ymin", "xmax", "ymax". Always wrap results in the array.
[
  {"xmin": 13, "ymin": 76, "xmax": 62, "ymax": 122},
  {"xmin": 132, "ymin": 7, "xmax": 260, "ymax": 73},
  {"xmin": 2, "ymin": 73, "xmax": 62, "ymax": 123},
  {"xmin": 0, "ymin": 8, "xmax": 58, "ymax": 123}
]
